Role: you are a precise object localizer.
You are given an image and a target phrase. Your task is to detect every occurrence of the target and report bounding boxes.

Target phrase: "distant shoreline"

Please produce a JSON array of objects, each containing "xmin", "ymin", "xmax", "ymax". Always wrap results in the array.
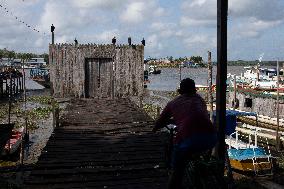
[{"xmin": 149, "ymin": 61, "xmax": 282, "ymax": 68}]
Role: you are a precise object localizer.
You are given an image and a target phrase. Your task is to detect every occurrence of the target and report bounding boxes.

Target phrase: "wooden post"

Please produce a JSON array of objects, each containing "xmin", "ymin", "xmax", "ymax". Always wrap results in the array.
[
  {"xmin": 208, "ymin": 51, "xmax": 213, "ymax": 121},
  {"xmin": 276, "ymin": 60, "xmax": 281, "ymax": 151},
  {"xmin": 179, "ymin": 62, "xmax": 182, "ymax": 82},
  {"xmin": 8, "ymin": 72, "xmax": 12, "ymax": 124},
  {"xmin": 22, "ymin": 60, "xmax": 28, "ymax": 141},
  {"xmin": 233, "ymin": 75, "xmax": 237, "ymax": 110},
  {"xmin": 0, "ymin": 79, "xmax": 3, "ymax": 97},
  {"xmin": 52, "ymin": 32, "xmax": 54, "ymax": 45},
  {"xmin": 55, "ymin": 107, "xmax": 60, "ymax": 128},
  {"xmin": 215, "ymin": 0, "xmax": 228, "ymax": 164},
  {"xmin": 156, "ymin": 106, "xmax": 161, "ymax": 120}
]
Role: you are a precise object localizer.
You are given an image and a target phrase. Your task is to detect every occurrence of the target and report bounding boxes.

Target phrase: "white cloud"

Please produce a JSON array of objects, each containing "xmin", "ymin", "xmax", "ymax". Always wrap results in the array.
[
  {"xmin": 229, "ymin": 0, "xmax": 284, "ymax": 21},
  {"xmin": 150, "ymin": 22, "xmax": 176, "ymax": 38},
  {"xmin": 120, "ymin": 2, "xmax": 145, "ymax": 24},
  {"xmin": 181, "ymin": 0, "xmax": 284, "ymax": 28},
  {"xmin": 230, "ymin": 18, "xmax": 282, "ymax": 39},
  {"xmin": 180, "ymin": 16, "xmax": 215, "ymax": 27},
  {"xmin": 94, "ymin": 29, "xmax": 120, "ymax": 43},
  {"xmin": 72, "ymin": 0, "xmax": 122, "ymax": 9},
  {"xmin": 120, "ymin": 0, "xmax": 165, "ymax": 24}
]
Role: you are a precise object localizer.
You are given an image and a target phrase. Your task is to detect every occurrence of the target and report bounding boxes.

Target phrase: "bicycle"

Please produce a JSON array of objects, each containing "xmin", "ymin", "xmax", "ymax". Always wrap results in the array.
[{"xmin": 164, "ymin": 124, "xmax": 226, "ymax": 189}]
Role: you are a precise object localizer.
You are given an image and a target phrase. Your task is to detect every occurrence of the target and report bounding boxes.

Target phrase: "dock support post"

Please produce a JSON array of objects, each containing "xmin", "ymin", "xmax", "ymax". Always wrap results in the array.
[
  {"xmin": 233, "ymin": 75, "xmax": 237, "ymax": 110},
  {"xmin": 276, "ymin": 60, "xmax": 281, "ymax": 151},
  {"xmin": 214, "ymin": 1, "xmax": 229, "ymax": 186},
  {"xmin": 156, "ymin": 106, "xmax": 160, "ymax": 120},
  {"xmin": 208, "ymin": 51, "xmax": 213, "ymax": 121}
]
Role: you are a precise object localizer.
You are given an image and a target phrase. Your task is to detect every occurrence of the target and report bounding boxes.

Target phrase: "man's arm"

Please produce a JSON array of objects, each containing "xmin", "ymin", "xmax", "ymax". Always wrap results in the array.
[{"xmin": 153, "ymin": 104, "xmax": 172, "ymax": 132}]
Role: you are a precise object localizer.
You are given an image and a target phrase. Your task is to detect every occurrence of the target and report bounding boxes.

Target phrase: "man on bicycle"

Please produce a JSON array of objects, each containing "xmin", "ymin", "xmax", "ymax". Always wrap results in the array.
[{"xmin": 152, "ymin": 78, "xmax": 217, "ymax": 189}]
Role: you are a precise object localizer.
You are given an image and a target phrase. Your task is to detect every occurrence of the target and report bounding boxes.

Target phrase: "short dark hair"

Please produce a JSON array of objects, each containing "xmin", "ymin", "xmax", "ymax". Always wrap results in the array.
[{"xmin": 178, "ymin": 78, "xmax": 196, "ymax": 94}]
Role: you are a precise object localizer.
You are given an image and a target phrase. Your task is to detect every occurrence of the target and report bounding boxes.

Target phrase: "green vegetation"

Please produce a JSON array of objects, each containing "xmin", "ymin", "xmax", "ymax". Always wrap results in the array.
[
  {"xmin": 143, "ymin": 103, "xmax": 160, "ymax": 119},
  {"xmin": 0, "ymin": 48, "xmax": 48, "ymax": 64},
  {"xmin": 228, "ymin": 60, "xmax": 281, "ymax": 66},
  {"xmin": 0, "ymin": 96, "xmax": 57, "ymax": 130}
]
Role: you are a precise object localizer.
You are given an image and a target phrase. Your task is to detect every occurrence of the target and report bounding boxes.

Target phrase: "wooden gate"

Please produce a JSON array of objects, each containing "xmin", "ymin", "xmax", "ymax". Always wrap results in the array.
[{"xmin": 85, "ymin": 58, "xmax": 114, "ymax": 98}]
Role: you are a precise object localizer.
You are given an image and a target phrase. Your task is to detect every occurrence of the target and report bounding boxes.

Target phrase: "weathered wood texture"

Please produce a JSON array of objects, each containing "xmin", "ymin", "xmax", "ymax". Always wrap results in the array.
[
  {"xmin": 24, "ymin": 99, "xmax": 168, "ymax": 189},
  {"xmin": 49, "ymin": 44, "xmax": 144, "ymax": 98},
  {"xmin": 228, "ymin": 91, "xmax": 284, "ymax": 118}
]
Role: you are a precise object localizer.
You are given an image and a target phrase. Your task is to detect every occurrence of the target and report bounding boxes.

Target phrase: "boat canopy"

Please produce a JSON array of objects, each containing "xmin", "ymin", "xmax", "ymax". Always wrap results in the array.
[
  {"xmin": 224, "ymin": 110, "xmax": 257, "ymax": 117},
  {"xmin": 213, "ymin": 110, "xmax": 257, "ymax": 135},
  {"xmin": 228, "ymin": 147, "xmax": 269, "ymax": 161}
]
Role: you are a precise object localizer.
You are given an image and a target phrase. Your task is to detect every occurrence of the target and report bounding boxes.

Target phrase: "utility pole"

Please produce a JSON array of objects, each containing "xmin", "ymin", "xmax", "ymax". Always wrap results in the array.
[
  {"xmin": 276, "ymin": 60, "xmax": 281, "ymax": 151},
  {"xmin": 215, "ymin": 0, "xmax": 228, "ymax": 164}
]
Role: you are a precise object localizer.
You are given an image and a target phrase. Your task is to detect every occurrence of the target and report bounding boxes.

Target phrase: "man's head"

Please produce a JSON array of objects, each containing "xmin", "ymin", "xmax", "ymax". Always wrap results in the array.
[{"xmin": 178, "ymin": 78, "xmax": 196, "ymax": 95}]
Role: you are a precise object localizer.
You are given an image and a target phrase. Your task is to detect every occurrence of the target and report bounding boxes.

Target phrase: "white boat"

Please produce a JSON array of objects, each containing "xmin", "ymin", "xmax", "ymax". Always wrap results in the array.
[
  {"xmin": 228, "ymin": 64, "xmax": 283, "ymax": 90},
  {"xmin": 149, "ymin": 65, "xmax": 161, "ymax": 74},
  {"xmin": 21, "ymin": 65, "xmax": 37, "ymax": 69}
]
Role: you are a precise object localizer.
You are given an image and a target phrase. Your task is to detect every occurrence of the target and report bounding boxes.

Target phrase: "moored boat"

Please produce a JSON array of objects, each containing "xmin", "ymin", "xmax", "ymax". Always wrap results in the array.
[
  {"xmin": 1, "ymin": 127, "xmax": 24, "ymax": 156},
  {"xmin": 149, "ymin": 65, "xmax": 161, "ymax": 74},
  {"xmin": 223, "ymin": 110, "xmax": 274, "ymax": 175}
]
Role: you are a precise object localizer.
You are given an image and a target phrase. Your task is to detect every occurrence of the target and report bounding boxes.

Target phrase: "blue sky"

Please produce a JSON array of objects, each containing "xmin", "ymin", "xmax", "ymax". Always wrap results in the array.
[{"xmin": 1, "ymin": 0, "xmax": 284, "ymax": 61}]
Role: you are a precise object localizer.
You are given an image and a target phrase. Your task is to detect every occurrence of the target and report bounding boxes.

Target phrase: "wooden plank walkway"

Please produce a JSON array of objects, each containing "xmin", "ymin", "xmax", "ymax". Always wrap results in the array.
[{"xmin": 24, "ymin": 99, "xmax": 169, "ymax": 189}]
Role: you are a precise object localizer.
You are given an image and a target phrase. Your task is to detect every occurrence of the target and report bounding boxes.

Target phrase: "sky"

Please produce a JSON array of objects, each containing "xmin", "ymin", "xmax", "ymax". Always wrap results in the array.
[{"xmin": 0, "ymin": 0, "xmax": 284, "ymax": 61}]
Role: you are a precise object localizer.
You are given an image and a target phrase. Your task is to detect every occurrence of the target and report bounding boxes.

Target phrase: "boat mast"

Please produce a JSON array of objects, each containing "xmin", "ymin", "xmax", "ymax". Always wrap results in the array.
[{"xmin": 276, "ymin": 59, "xmax": 281, "ymax": 151}]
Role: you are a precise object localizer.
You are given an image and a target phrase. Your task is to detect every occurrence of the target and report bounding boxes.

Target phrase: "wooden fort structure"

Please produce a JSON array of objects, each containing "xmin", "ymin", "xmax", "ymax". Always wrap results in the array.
[
  {"xmin": 49, "ymin": 44, "xmax": 144, "ymax": 98},
  {"xmin": 24, "ymin": 43, "xmax": 169, "ymax": 188}
]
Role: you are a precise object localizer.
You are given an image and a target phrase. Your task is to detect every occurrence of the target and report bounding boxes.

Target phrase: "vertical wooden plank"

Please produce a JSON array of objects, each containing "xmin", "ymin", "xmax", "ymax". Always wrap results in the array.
[
  {"xmin": 215, "ymin": 0, "xmax": 228, "ymax": 166},
  {"xmin": 84, "ymin": 59, "xmax": 90, "ymax": 98},
  {"xmin": 208, "ymin": 51, "xmax": 213, "ymax": 121}
]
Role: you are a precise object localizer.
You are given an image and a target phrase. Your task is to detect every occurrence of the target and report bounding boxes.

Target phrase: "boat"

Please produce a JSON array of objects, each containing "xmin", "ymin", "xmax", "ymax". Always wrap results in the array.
[
  {"xmin": 1, "ymin": 127, "xmax": 24, "ymax": 156},
  {"xmin": 0, "ymin": 124, "xmax": 14, "ymax": 152},
  {"xmin": 228, "ymin": 64, "xmax": 284, "ymax": 91},
  {"xmin": 222, "ymin": 110, "xmax": 273, "ymax": 175},
  {"xmin": 149, "ymin": 65, "xmax": 161, "ymax": 74},
  {"xmin": 30, "ymin": 68, "xmax": 50, "ymax": 88}
]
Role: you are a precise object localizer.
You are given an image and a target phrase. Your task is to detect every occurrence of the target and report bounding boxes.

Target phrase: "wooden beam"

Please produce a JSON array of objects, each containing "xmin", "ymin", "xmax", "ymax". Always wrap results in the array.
[{"xmin": 216, "ymin": 0, "xmax": 228, "ymax": 163}]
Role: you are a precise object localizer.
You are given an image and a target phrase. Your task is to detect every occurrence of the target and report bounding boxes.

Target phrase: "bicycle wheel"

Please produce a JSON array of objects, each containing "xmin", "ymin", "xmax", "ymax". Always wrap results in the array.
[
  {"xmin": 196, "ymin": 157, "xmax": 226, "ymax": 189},
  {"xmin": 183, "ymin": 161, "xmax": 204, "ymax": 189}
]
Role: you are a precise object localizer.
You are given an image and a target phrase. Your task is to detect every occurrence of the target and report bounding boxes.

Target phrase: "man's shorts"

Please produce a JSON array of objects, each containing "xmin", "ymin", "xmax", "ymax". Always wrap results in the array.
[{"xmin": 171, "ymin": 133, "xmax": 217, "ymax": 169}]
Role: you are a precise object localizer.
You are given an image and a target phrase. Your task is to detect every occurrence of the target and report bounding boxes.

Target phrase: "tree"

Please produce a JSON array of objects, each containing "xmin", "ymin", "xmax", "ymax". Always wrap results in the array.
[
  {"xmin": 190, "ymin": 56, "xmax": 203, "ymax": 63},
  {"xmin": 8, "ymin": 50, "xmax": 16, "ymax": 60},
  {"xmin": 40, "ymin": 53, "xmax": 49, "ymax": 64},
  {"xmin": 168, "ymin": 56, "xmax": 174, "ymax": 62}
]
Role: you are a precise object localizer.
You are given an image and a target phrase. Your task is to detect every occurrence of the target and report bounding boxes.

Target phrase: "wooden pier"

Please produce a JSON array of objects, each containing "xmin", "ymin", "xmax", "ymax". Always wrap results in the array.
[
  {"xmin": 0, "ymin": 68, "xmax": 24, "ymax": 99},
  {"xmin": 24, "ymin": 99, "xmax": 169, "ymax": 188}
]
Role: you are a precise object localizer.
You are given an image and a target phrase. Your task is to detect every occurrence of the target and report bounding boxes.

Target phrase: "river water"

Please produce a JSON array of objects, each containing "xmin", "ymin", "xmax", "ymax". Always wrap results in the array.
[{"xmin": 147, "ymin": 66, "xmax": 247, "ymax": 91}]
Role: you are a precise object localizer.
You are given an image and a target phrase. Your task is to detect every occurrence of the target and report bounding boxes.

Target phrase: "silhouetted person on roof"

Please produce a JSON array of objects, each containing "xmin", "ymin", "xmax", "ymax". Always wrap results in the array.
[
  {"xmin": 141, "ymin": 38, "xmax": 145, "ymax": 46},
  {"xmin": 74, "ymin": 38, "xmax": 78, "ymax": 45},
  {"xmin": 51, "ymin": 24, "xmax": 55, "ymax": 33},
  {"xmin": 112, "ymin": 36, "xmax": 116, "ymax": 45},
  {"xmin": 128, "ymin": 37, "xmax": 131, "ymax": 46}
]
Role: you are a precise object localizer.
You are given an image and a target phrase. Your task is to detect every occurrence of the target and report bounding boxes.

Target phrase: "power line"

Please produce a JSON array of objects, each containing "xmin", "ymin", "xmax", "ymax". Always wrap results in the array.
[{"xmin": 0, "ymin": 3, "xmax": 49, "ymax": 38}]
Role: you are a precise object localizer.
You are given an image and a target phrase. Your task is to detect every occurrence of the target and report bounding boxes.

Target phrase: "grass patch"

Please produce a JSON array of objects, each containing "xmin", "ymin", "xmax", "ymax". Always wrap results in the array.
[
  {"xmin": 1, "ymin": 95, "xmax": 57, "ymax": 130},
  {"xmin": 234, "ymin": 178, "xmax": 266, "ymax": 189},
  {"xmin": 143, "ymin": 103, "xmax": 160, "ymax": 119}
]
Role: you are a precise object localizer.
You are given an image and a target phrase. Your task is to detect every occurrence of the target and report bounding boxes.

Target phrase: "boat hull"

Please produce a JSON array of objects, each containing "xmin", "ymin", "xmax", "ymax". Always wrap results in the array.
[{"xmin": 230, "ymin": 158, "xmax": 272, "ymax": 172}]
